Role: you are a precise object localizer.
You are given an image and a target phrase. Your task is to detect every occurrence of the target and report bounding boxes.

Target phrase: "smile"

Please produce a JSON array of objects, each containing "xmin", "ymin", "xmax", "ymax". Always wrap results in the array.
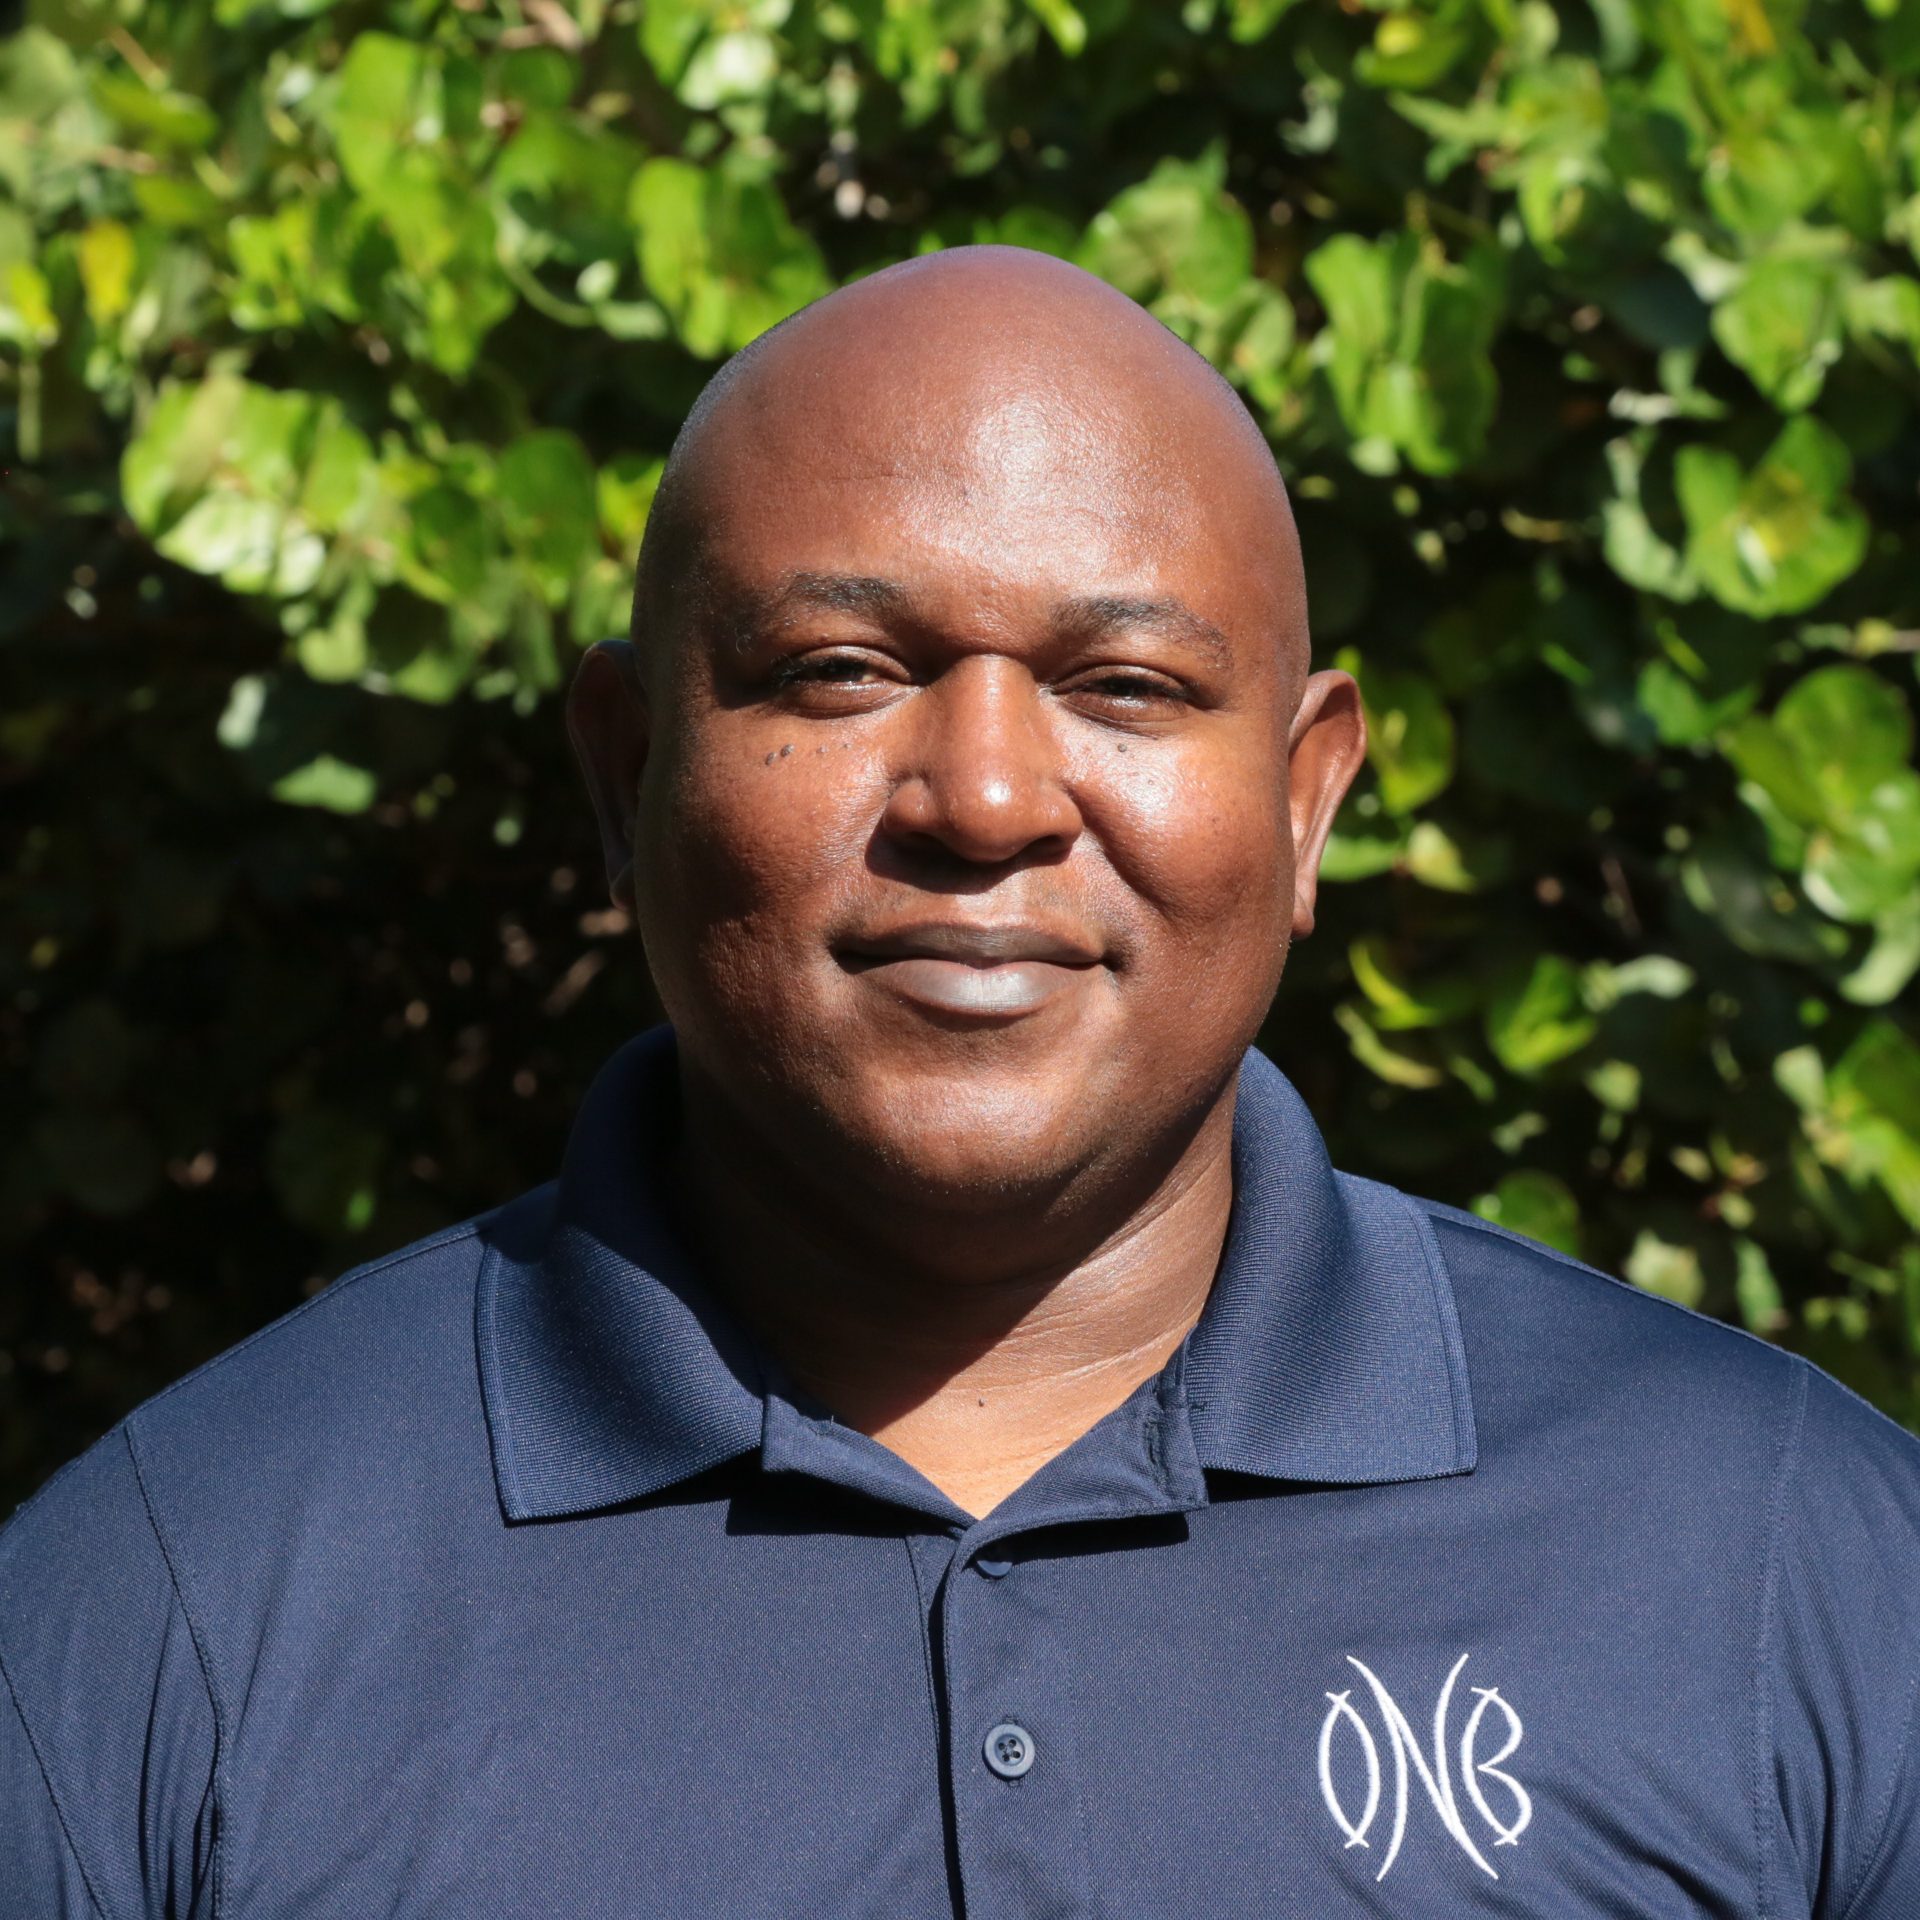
[{"xmin": 835, "ymin": 923, "xmax": 1106, "ymax": 1020}]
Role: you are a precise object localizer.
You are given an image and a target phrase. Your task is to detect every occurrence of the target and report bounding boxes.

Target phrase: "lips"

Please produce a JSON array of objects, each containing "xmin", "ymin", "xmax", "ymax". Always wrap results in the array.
[{"xmin": 835, "ymin": 921, "xmax": 1106, "ymax": 1019}]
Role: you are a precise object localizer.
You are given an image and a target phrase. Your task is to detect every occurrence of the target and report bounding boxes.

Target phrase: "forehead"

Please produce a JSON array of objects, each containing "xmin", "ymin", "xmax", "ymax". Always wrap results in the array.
[{"xmin": 669, "ymin": 316, "xmax": 1302, "ymax": 656}]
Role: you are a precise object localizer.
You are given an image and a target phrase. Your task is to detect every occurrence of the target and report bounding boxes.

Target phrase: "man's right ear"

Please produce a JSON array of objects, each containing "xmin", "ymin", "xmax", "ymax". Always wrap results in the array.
[{"xmin": 564, "ymin": 639, "xmax": 651, "ymax": 914}]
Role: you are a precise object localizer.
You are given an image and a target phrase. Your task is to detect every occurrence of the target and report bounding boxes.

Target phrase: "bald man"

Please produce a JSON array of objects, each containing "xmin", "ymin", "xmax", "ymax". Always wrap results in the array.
[{"xmin": 6, "ymin": 248, "xmax": 1920, "ymax": 1919}]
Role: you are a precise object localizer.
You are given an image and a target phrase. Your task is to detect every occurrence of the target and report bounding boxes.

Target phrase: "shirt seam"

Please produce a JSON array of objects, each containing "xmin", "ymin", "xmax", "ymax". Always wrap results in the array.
[
  {"xmin": 472, "ymin": 1235, "xmax": 525, "ymax": 1517},
  {"xmin": 901, "ymin": 1537, "xmax": 945, "ymax": 1762},
  {"xmin": 1829, "ymin": 1372, "xmax": 1920, "ymax": 1919},
  {"xmin": 1398, "ymin": 1183, "xmax": 1479, "ymax": 1469},
  {"xmin": 1753, "ymin": 1353, "xmax": 1809, "ymax": 1920},
  {"xmin": 0, "ymin": 1641, "xmax": 109, "ymax": 1919},
  {"xmin": 121, "ymin": 1420, "xmax": 227, "ymax": 1920}
]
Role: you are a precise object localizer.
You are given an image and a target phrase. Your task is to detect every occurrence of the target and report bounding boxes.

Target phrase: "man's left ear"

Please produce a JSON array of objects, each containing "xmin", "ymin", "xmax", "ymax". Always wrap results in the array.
[
  {"xmin": 1287, "ymin": 668, "xmax": 1367, "ymax": 940},
  {"xmin": 564, "ymin": 639, "xmax": 651, "ymax": 914}
]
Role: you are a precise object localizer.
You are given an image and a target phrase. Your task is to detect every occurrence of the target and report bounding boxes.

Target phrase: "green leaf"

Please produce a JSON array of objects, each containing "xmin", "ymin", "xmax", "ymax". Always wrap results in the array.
[
  {"xmin": 1357, "ymin": 2, "xmax": 1477, "ymax": 90},
  {"xmin": 1710, "ymin": 256, "xmax": 1847, "ymax": 411},
  {"xmin": 1080, "ymin": 149, "xmax": 1253, "ymax": 311},
  {"xmin": 1, "ymin": 258, "xmax": 58, "ymax": 348},
  {"xmin": 333, "ymin": 33, "xmax": 436, "ymax": 196},
  {"xmin": 400, "ymin": 482, "xmax": 492, "ymax": 604},
  {"xmin": 1601, "ymin": 433, "xmax": 1698, "ymax": 600},
  {"xmin": 1773, "ymin": 664, "xmax": 1914, "ymax": 817},
  {"xmin": 1819, "ymin": 1021, "xmax": 1920, "ymax": 1230},
  {"xmin": 498, "ymin": 430, "xmax": 598, "ymax": 604},
  {"xmin": 270, "ymin": 753, "xmax": 377, "ymax": 813},
  {"xmin": 1734, "ymin": 1238, "xmax": 1788, "ymax": 1334},
  {"xmin": 1625, "ymin": 1229, "xmax": 1704, "ymax": 1306},
  {"xmin": 1333, "ymin": 1001, "xmax": 1447, "ymax": 1088},
  {"xmin": 157, "ymin": 493, "xmax": 323, "ymax": 596},
  {"xmin": 1680, "ymin": 827, "xmax": 1850, "ymax": 963},
  {"xmin": 597, "ymin": 454, "xmax": 665, "ymax": 555},
  {"xmin": 1320, "ymin": 816, "xmax": 1408, "ymax": 882},
  {"xmin": 1676, "ymin": 417, "xmax": 1869, "ymax": 616},
  {"xmin": 1846, "ymin": 275, "xmax": 1920, "ymax": 360},
  {"xmin": 76, "ymin": 217, "xmax": 134, "ymax": 325},
  {"xmin": 1229, "ymin": 0, "xmax": 1303, "ymax": 41},
  {"xmin": 1024, "ymin": 0, "xmax": 1087, "ymax": 56},
  {"xmin": 632, "ymin": 157, "xmax": 830, "ymax": 358},
  {"xmin": 87, "ymin": 70, "xmax": 219, "ymax": 150},
  {"xmin": 1726, "ymin": 664, "xmax": 1920, "ymax": 923},
  {"xmin": 1403, "ymin": 819, "xmax": 1502, "ymax": 892},
  {"xmin": 1841, "ymin": 896, "xmax": 1920, "ymax": 1007},
  {"xmin": 1473, "ymin": 1171, "xmax": 1581, "ymax": 1255},
  {"xmin": 1485, "ymin": 954, "xmax": 1597, "ymax": 1075},
  {"xmin": 1336, "ymin": 646, "xmax": 1456, "ymax": 814},
  {"xmin": 1306, "ymin": 232, "xmax": 1504, "ymax": 474},
  {"xmin": 680, "ymin": 29, "xmax": 780, "ymax": 109},
  {"xmin": 1583, "ymin": 954, "xmax": 1695, "ymax": 1006},
  {"xmin": 1348, "ymin": 937, "xmax": 1477, "ymax": 1029}
]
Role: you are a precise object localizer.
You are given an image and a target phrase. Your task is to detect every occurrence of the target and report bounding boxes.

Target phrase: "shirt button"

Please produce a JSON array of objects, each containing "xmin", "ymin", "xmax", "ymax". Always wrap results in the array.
[
  {"xmin": 983, "ymin": 1722, "xmax": 1036, "ymax": 1779},
  {"xmin": 975, "ymin": 1554, "xmax": 1012, "ymax": 1578}
]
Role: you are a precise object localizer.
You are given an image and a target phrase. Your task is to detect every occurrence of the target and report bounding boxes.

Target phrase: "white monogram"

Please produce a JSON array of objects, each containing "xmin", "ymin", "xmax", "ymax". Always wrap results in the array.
[{"xmin": 1317, "ymin": 1653, "xmax": 1532, "ymax": 1882}]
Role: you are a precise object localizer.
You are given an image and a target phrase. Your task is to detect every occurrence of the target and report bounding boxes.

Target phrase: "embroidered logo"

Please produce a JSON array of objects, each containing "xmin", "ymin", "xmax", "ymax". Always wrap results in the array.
[{"xmin": 1317, "ymin": 1653, "xmax": 1531, "ymax": 1882}]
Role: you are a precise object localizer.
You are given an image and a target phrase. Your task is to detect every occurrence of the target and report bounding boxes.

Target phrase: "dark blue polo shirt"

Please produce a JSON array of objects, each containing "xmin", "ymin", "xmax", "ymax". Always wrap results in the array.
[{"xmin": 7, "ymin": 1026, "xmax": 1920, "ymax": 1918}]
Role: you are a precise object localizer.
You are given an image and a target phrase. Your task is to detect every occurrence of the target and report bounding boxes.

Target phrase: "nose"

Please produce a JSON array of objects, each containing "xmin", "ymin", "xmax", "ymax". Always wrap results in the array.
[{"xmin": 879, "ymin": 655, "xmax": 1083, "ymax": 867}]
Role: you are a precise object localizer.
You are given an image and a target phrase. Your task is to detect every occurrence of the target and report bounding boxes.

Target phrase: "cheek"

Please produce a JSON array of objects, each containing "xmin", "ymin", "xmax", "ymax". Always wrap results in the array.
[
  {"xmin": 1075, "ymin": 735, "xmax": 1293, "ymax": 949},
  {"xmin": 643, "ymin": 712, "xmax": 878, "ymax": 951}
]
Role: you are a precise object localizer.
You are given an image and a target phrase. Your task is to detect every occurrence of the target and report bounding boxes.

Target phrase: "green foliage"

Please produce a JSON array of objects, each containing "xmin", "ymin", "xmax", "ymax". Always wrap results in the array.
[{"xmin": 5, "ymin": 0, "xmax": 1920, "ymax": 1502}]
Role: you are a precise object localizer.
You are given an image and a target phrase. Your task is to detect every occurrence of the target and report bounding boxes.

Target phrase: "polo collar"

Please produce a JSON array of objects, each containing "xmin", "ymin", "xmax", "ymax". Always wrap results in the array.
[
  {"xmin": 1184, "ymin": 1045, "xmax": 1476, "ymax": 1486},
  {"xmin": 476, "ymin": 1026, "xmax": 1476, "ymax": 1523},
  {"xmin": 478, "ymin": 1025, "xmax": 764, "ymax": 1522}
]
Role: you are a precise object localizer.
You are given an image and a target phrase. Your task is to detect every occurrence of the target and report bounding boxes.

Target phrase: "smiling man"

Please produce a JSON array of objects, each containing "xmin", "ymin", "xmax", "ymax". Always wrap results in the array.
[{"xmin": 6, "ymin": 247, "xmax": 1920, "ymax": 1918}]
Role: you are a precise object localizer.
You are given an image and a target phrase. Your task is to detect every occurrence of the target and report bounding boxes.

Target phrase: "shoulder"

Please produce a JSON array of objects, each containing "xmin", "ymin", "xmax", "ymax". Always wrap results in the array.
[
  {"xmin": 1418, "ymin": 1193, "xmax": 1799, "ymax": 1395},
  {"xmin": 134, "ymin": 1185, "xmax": 554, "ymax": 1515},
  {"xmin": 5, "ymin": 1182, "xmax": 555, "ymax": 1589},
  {"xmin": 1413, "ymin": 1195, "xmax": 1920, "ymax": 1498}
]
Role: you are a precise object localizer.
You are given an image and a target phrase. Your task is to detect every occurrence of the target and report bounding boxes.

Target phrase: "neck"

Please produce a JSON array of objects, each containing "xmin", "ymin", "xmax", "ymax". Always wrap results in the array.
[{"xmin": 670, "ymin": 1072, "xmax": 1239, "ymax": 1520}]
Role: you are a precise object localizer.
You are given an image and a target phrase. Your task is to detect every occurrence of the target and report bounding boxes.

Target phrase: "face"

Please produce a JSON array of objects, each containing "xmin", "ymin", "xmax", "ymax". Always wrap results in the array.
[{"xmin": 571, "ymin": 282, "xmax": 1364, "ymax": 1215}]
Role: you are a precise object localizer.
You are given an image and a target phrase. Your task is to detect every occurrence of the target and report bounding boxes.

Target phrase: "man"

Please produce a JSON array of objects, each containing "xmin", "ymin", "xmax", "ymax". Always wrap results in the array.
[{"xmin": 4, "ymin": 247, "xmax": 1918, "ymax": 1918}]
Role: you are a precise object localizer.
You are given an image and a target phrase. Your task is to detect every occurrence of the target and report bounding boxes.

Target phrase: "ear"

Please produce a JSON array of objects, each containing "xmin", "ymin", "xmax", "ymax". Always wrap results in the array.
[
  {"xmin": 564, "ymin": 639, "xmax": 651, "ymax": 914},
  {"xmin": 1286, "ymin": 668, "xmax": 1367, "ymax": 941}
]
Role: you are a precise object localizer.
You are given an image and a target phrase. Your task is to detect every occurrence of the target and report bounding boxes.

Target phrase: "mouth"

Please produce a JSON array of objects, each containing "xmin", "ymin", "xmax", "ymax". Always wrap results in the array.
[{"xmin": 834, "ymin": 922, "xmax": 1107, "ymax": 1020}]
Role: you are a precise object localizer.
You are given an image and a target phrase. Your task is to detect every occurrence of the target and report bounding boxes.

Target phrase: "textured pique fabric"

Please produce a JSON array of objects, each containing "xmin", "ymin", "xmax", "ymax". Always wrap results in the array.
[{"xmin": 5, "ymin": 1025, "xmax": 1920, "ymax": 1918}]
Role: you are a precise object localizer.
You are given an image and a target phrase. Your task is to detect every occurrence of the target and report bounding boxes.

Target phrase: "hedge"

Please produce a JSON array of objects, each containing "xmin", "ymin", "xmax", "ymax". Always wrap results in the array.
[{"xmin": 4, "ymin": 0, "xmax": 1919, "ymax": 1510}]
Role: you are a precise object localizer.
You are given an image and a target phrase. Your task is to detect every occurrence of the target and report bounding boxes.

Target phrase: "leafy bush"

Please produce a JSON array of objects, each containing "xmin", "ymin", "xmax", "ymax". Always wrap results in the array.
[{"xmin": 5, "ymin": 0, "xmax": 1919, "ymax": 1508}]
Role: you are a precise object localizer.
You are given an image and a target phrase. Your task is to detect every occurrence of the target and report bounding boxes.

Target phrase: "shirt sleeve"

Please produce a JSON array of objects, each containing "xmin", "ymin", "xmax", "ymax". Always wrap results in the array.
[
  {"xmin": 1769, "ymin": 1358, "xmax": 1920, "ymax": 1920},
  {"xmin": 0, "ymin": 1424, "xmax": 218, "ymax": 1920}
]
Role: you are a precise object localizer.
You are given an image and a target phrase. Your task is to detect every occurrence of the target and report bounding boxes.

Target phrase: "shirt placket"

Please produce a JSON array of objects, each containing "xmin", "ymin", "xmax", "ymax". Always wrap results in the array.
[{"xmin": 932, "ymin": 1519, "xmax": 1102, "ymax": 1920}]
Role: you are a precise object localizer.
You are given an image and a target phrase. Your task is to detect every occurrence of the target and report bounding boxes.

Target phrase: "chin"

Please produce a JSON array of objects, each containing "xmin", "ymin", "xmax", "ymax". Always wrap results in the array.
[
  {"xmin": 888, "ymin": 1104, "xmax": 1082, "ymax": 1207},
  {"xmin": 802, "ymin": 1048, "xmax": 1142, "ymax": 1215}
]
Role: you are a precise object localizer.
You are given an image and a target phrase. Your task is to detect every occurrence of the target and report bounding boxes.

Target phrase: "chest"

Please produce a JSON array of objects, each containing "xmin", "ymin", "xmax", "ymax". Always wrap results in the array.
[{"xmin": 207, "ymin": 1487, "xmax": 1767, "ymax": 1919}]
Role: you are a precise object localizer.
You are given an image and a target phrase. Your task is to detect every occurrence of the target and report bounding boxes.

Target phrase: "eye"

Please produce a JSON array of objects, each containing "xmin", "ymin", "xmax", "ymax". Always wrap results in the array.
[
  {"xmin": 764, "ymin": 647, "xmax": 909, "ymax": 709},
  {"xmin": 769, "ymin": 650, "xmax": 890, "ymax": 688},
  {"xmin": 1062, "ymin": 667, "xmax": 1192, "ymax": 712}
]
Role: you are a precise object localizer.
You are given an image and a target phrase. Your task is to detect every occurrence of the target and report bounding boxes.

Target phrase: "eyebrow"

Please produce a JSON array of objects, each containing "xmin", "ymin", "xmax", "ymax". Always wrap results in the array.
[
  {"xmin": 720, "ymin": 572, "xmax": 1233, "ymax": 667},
  {"xmin": 1051, "ymin": 594, "xmax": 1233, "ymax": 668},
  {"xmin": 720, "ymin": 572, "xmax": 913, "ymax": 648}
]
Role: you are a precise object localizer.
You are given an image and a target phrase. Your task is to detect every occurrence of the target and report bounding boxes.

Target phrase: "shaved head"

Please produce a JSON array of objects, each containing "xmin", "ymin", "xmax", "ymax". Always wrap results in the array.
[{"xmin": 632, "ymin": 245, "xmax": 1309, "ymax": 710}]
